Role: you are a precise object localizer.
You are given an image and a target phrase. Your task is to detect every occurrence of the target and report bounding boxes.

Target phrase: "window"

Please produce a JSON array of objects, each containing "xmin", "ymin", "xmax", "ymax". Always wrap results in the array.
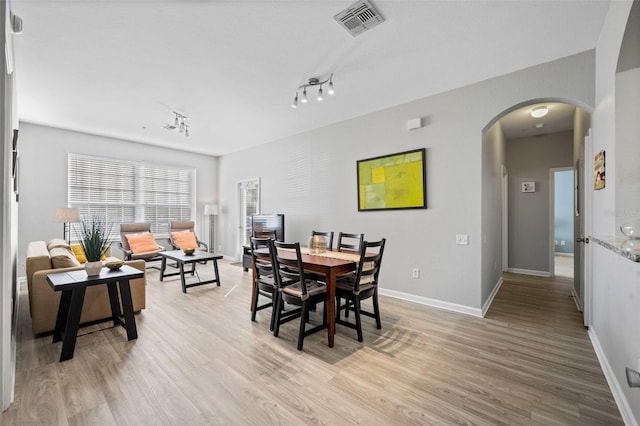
[
  {"xmin": 68, "ymin": 154, "xmax": 195, "ymax": 240},
  {"xmin": 238, "ymin": 178, "xmax": 260, "ymax": 247}
]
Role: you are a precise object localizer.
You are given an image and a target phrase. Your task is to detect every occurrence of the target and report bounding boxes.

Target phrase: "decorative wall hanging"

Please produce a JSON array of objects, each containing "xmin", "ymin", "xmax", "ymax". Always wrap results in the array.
[
  {"xmin": 594, "ymin": 150, "xmax": 605, "ymax": 190},
  {"xmin": 357, "ymin": 148, "xmax": 426, "ymax": 211}
]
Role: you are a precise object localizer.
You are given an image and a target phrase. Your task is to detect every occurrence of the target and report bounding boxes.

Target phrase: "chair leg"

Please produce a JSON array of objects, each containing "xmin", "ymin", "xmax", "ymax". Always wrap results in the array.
[
  {"xmin": 297, "ymin": 300, "xmax": 308, "ymax": 351},
  {"xmin": 322, "ymin": 299, "xmax": 328, "ymax": 326},
  {"xmin": 269, "ymin": 291, "xmax": 278, "ymax": 332},
  {"xmin": 373, "ymin": 292, "xmax": 381, "ymax": 329},
  {"xmin": 353, "ymin": 296, "xmax": 363, "ymax": 342},
  {"xmin": 273, "ymin": 292, "xmax": 282, "ymax": 337},
  {"xmin": 336, "ymin": 296, "xmax": 341, "ymax": 321},
  {"xmin": 250, "ymin": 284, "xmax": 259, "ymax": 322}
]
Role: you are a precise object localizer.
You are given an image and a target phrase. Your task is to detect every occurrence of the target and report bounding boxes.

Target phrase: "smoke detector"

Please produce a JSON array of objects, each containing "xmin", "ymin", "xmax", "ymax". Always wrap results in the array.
[{"xmin": 334, "ymin": 0, "xmax": 384, "ymax": 37}]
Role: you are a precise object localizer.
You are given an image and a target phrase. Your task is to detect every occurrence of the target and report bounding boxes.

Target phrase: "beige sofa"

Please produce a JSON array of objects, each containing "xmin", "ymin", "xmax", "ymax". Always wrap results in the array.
[{"xmin": 26, "ymin": 240, "xmax": 146, "ymax": 335}]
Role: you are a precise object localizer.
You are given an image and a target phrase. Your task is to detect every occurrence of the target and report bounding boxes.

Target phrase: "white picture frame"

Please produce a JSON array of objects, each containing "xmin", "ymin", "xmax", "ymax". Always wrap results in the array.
[{"xmin": 522, "ymin": 181, "xmax": 536, "ymax": 193}]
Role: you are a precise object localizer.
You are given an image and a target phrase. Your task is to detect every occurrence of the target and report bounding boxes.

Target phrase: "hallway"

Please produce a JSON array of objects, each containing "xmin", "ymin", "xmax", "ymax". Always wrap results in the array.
[{"xmin": 485, "ymin": 272, "xmax": 621, "ymax": 424}]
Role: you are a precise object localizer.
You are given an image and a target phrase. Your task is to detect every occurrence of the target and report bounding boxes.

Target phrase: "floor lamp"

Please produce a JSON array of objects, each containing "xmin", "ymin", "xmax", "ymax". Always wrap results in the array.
[
  {"xmin": 54, "ymin": 207, "xmax": 80, "ymax": 243},
  {"xmin": 204, "ymin": 204, "xmax": 218, "ymax": 253}
]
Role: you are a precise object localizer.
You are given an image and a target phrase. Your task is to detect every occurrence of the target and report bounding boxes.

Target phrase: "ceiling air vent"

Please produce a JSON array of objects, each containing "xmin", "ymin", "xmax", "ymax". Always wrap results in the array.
[{"xmin": 334, "ymin": 0, "xmax": 384, "ymax": 37}]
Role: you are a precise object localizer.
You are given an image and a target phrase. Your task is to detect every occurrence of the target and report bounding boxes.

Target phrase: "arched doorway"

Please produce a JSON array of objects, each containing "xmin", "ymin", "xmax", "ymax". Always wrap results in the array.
[{"xmin": 482, "ymin": 98, "xmax": 592, "ymax": 322}]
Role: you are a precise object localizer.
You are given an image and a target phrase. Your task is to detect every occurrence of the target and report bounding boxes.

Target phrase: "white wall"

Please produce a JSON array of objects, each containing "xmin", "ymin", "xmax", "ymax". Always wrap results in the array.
[
  {"xmin": 573, "ymin": 107, "xmax": 590, "ymax": 305},
  {"xmin": 219, "ymin": 51, "xmax": 595, "ymax": 313},
  {"xmin": 590, "ymin": 1, "xmax": 639, "ymax": 424},
  {"xmin": 17, "ymin": 123, "xmax": 218, "ymax": 275},
  {"xmin": 615, "ymin": 67, "xmax": 640, "ymax": 231},
  {"xmin": 506, "ymin": 131, "xmax": 573, "ymax": 274},
  {"xmin": 480, "ymin": 121, "xmax": 506, "ymax": 307}
]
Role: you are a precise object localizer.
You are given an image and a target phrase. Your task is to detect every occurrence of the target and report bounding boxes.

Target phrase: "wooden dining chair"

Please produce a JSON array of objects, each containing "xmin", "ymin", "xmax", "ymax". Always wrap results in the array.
[
  {"xmin": 311, "ymin": 230, "xmax": 334, "ymax": 249},
  {"xmin": 270, "ymin": 240, "xmax": 327, "ymax": 351},
  {"xmin": 337, "ymin": 232, "xmax": 364, "ymax": 251},
  {"xmin": 335, "ymin": 238, "xmax": 386, "ymax": 342},
  {"xmin": 250, "ymin": 237, "xmax": 277, "ymax": 330}
]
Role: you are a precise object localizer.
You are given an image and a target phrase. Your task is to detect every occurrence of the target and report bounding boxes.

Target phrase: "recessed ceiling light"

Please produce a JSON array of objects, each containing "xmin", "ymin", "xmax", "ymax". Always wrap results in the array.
[{"xmin": 531, "ymin": 106, "xmax": 549, "ymax": 118}]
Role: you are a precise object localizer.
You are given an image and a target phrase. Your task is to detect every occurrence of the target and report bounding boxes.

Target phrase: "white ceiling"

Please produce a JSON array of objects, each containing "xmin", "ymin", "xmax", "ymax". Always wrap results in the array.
[
  {"xmin": 500, "ymin": 102, "xmax": 577, "ymax": 140},
  {"xmin": 9, "ymin": 0, "xmax": 610, "ymax": 156}
]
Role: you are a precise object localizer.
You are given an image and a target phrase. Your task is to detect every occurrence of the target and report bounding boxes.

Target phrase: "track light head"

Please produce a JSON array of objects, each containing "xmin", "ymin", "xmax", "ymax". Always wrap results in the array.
[{"xmin": 293, "ymin": 73, "xmax": 334, "ymax": 107}]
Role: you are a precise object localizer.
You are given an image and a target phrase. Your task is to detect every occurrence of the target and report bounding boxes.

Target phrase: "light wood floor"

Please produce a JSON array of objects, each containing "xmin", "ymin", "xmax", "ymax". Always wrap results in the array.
[{"xmin": 2, "ymin": 262, "xmax": 623, "ymax": 425}]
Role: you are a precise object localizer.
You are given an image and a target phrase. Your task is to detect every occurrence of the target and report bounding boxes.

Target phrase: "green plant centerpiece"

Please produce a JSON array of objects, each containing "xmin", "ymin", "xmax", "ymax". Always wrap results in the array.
[{"xmin": 76, "ymin": 215, "xmax": 113, "ymax": 276}]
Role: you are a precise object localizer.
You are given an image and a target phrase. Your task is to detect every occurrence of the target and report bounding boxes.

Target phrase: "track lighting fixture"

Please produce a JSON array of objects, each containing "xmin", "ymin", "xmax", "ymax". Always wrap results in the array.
[
  {"xmin": 163, "ymin": 112, "xmax": 190, "ymax": 137},
  {"xmin": 292, "ymin": 73, "xmax": 334, "ymax": 108}
]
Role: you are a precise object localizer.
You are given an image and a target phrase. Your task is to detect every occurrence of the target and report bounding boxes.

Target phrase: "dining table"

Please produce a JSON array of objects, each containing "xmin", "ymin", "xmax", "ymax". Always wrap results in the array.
[{"xmin": 251, "ymin": 247, "xmax": 360, "ymax": 348}]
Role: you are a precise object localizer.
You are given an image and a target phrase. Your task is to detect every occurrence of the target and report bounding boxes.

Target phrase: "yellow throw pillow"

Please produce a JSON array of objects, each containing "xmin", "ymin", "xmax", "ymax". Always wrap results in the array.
[
  {"xmin": 126, "ymin": 232, "xmax": 160, "ymax": 254},
  {"xmin": 70, "ymin": 244, "xmax": 87, "ymax": 263},
  {"xmin": 70, "ymin": 244, "xmax": 107, "ymax": 263},
  {"xmin": 172, "ymin": 231, "xmax": 198, "ymax": 250}
]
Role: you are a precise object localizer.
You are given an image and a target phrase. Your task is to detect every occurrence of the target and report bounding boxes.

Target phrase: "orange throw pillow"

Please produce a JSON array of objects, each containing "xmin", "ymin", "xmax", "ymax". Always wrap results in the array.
[
  {"xmin": 126, "ymin": 232, "xmax": 160, "ymax": 253},
  {"xmin": 172, "ymin": 231, "xmax": 198, "ymax": 250}
]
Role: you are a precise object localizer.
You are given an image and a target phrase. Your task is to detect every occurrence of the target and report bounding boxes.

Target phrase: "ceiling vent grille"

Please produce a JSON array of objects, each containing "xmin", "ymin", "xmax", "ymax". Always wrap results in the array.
[{"xmin": 334, "ymin": 0, "xmax": 384, "ymax": 37}]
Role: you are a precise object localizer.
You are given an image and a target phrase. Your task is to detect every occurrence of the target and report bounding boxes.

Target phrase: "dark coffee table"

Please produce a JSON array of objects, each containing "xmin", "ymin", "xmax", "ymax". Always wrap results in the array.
[
  {"xmin": 47, "ymin": 264, "xmax": 143, "ymax": 362},
  {"xmin": 159, "ymin": 250, "xmax": 223, "ymax": 293}
]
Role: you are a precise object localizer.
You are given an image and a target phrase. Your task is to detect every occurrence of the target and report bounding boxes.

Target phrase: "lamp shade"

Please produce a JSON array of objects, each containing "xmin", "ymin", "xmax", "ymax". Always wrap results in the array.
[
  {"xmin": 204, "ymin": 204, "xmax": 219, "ymax": 216},
  {"xmin": 54, "ymin": 208, "xmax": 80, "ymax": 223}
]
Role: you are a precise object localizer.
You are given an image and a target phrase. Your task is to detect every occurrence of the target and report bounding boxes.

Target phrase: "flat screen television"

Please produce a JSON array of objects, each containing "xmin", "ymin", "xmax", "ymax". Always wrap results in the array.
[{"xmin": 251, "ymin": 214, "xmax": 285, "ymax": 242}]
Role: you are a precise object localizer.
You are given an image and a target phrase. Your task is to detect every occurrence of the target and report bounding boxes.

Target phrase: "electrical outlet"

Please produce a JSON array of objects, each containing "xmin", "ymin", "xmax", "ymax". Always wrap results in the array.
[
  {"xmin": 560, "ymin": 240, "xmax": 566, "ymax": 246},
  {"xmin": 218, "ymin": 245, "xmax": 222, "ymax": 251},
  {"xmin": 456, "ymin": 234, "xmax": 469, "ymax": 245},
  {"xmin": 412, "ymin": 268, "xmax": 420, "ymax": 279},
  {"xmin": 554, "ymin": 240, "xmax": 558, "ymax": 245}
]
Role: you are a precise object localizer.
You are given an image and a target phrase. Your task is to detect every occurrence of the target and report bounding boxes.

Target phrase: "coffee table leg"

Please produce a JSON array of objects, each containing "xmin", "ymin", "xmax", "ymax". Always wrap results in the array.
[
  {"xmin": 213, "ymin": 259, "xmax": 221, "ymax": 286},
  {"xmin": 118, "ymin": 278, "xmax": 138, "ymax": 340},
  {"xmin": 179, "ymin": 262, "xmax": 187, "ymax": 293},
  {"xmin": 60, "ymin": 286, "xmax": 87, "ymax": 362},
  {"xmin": 160, "ymin": 257, "xmax": 167, "ymax": 281}
]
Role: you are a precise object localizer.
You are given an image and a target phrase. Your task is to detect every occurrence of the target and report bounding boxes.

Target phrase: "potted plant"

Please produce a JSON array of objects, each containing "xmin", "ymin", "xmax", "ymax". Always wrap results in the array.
[{"xmin": 76, "ymin": 215, "xmax": 113, "ymax": 276}]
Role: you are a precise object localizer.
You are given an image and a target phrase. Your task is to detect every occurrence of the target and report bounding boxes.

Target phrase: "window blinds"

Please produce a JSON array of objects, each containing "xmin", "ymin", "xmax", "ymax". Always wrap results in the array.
[{"xmin": 68, "ymin": 154, "xmax": 195, "ymax": 239}]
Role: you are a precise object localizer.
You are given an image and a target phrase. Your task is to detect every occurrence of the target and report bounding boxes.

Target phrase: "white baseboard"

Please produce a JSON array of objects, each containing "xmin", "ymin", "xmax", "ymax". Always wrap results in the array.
[
  {"xmin": 507, "ymin": 268, "xmax": 550, "ymax": 277},
  {"xmin": 481, "ymin": 276, "xmax": 503, "ymax": 317},
  {"xmin": 554, "ymin": 252, "xmax": 574, "ymax": 257},
  {"xmin": 379, "ymin": 288, "xmax": 483, "ymax": 317},
  {"xmin": 570, "ymin": 287, "xmax": 583, "ymax": 312},
  {"xmin": 588, "ymin": 328, "xmax": 637, "ymax": 426}
]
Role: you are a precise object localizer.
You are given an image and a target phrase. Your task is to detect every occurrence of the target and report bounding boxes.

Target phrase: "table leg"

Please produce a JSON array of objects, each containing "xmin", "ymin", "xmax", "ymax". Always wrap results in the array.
[
  {"xmin": 59, "ymin": 287, "xmax": 87, "ymax": 362},
  {"xmin": 179, "ymin": 262, "xmax": 187, "ymax": 293},
  {"xmin": 160, "ymin": 257, "xmax": 167, "ymax": 281},
  {"xmin": 213, "ymin": 258, "xmax": 221, "ymax": 286},
  {"xmin": 118, "ymin": 278, "xmax": 138, "ymax": 340},
  {"xmin": 327, "ymin": 269, "xmax": 337, "ymax": 348},
  {"xmin": 53, "ymin": 290, "xmax": 72, "ymax": 343},
  {"xmin": 106, "ymin": 282, "xmax": 122, "ymax": 328}
]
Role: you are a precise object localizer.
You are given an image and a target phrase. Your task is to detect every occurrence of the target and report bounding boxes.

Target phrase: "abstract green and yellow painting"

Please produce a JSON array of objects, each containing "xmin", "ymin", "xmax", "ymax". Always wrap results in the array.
[{"xmin": 357, "ymin": 148, "xmax": 426, "ymax": 211}]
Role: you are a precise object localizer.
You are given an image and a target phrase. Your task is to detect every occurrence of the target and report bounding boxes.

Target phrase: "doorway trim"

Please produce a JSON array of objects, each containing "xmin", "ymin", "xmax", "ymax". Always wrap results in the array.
[
  {"xmin": 549, "ymin": 167, "xmax": 574, "ymax": 278},
  {"xmin": 502, "ymin": 165, "xmax": 508, "ymax": 271}
]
